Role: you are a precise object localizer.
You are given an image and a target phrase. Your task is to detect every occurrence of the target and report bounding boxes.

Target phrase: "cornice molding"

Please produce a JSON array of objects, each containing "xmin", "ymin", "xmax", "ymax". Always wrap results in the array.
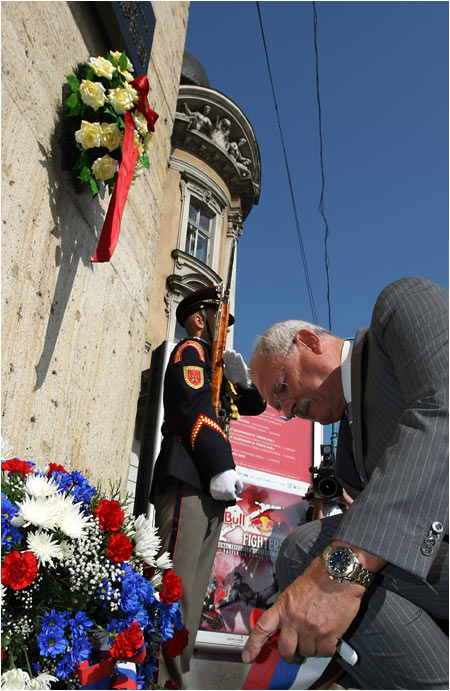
[{"xmin": 173, "ymin": 85, "xmax": 261, "ymax": 220}]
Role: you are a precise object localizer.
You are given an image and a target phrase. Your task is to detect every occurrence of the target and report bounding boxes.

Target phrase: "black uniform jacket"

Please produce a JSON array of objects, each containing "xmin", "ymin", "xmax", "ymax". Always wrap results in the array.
[{"xmin": 151, "ymin": 338, "xmax": 266, "ymax": 496}]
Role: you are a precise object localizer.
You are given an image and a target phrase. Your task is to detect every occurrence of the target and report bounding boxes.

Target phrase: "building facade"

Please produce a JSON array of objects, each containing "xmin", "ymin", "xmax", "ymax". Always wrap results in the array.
[{"xmin": 1, "ymin": 2, "xmax": 189, "ymax": 485}]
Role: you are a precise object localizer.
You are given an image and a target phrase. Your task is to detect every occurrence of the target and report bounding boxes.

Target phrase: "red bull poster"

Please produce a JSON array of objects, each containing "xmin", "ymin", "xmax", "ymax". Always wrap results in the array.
[{"xmin": 196, "ymin": 408, "xmax": 320, "ymax": 652}]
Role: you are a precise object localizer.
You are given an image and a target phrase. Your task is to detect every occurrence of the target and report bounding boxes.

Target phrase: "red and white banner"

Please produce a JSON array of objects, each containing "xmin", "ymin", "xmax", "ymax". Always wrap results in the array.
[{"xmin": 196, "ymin": 407, "xmax": 319, "ymax": 651}]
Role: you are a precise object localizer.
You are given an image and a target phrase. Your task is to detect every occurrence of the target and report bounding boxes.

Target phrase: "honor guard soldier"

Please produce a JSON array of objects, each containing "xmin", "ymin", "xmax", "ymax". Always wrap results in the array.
[{"xmin": 150, "ymin": 285, "xmax": 266, "ymax": 689}]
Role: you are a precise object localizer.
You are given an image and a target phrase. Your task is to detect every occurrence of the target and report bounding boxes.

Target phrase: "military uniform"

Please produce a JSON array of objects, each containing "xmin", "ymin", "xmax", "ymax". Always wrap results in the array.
[{"xmin": 150, "ymin": 286, "xmax": 265, "ymax": 689}]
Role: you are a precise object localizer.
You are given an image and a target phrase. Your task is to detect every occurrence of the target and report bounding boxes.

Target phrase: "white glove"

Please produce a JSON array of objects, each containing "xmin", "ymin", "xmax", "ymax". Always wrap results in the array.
[
  {"xmin": 209, "ymin": 469, "xmax": 244, "ymax": 501},
  {"xmin": 222, "ymin": 349, "xmax": 252, "ymax": 388}
]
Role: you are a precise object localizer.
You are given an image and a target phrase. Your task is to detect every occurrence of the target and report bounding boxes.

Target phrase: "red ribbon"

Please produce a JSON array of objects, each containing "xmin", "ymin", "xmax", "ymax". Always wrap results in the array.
[
  {"xmin": 131, "ymin": 75, "xmax": 159, "ymax": 131},
  {"xmin": 76, "ymin": 643, "xmax": 146, "ymax": 689},
  {"xmin": 91, "ymin": 76, "xmax": 159, "ymax": 263}
]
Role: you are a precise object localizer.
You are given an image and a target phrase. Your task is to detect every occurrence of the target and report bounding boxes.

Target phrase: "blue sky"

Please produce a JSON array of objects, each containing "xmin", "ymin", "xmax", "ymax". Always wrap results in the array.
[{"xmin": 185, "ymin": 1, "xmax": 449, "ymax": 366}]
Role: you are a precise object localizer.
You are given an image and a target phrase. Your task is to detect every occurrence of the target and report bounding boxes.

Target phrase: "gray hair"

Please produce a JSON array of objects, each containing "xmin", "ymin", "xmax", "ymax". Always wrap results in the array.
[{"xmin": 249, "ymin": 320, "xmax": 333, "ymax": 372}]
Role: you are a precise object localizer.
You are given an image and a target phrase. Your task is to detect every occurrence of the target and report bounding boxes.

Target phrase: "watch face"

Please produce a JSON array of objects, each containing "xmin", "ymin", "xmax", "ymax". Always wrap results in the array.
[{"xmin": 328, "ymin": 549, "xmax": 353, "ymax": 576}]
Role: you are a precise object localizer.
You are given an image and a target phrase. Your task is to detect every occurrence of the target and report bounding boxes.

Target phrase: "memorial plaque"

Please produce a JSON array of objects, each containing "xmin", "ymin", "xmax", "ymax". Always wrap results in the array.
[{"xmin": 94, "ymin": 1, "xmax": 156, "ymax": 75}]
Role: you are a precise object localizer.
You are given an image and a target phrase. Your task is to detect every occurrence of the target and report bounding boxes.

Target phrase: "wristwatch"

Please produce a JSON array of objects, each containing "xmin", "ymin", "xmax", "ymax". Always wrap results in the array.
[{"xmin": 321, "ymin": 544, "xmax": 374, "ymax": 587}]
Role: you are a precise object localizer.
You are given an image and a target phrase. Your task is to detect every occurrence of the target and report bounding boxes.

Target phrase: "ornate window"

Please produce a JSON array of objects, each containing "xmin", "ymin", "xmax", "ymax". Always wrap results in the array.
[{"xmin": 185, "ymin": 198, "xmax": 214, "ymax": 264}]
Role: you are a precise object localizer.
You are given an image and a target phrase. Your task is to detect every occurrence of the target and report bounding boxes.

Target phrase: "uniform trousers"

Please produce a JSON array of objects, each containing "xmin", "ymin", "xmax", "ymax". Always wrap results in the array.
[
  {"xmin": 153, "ymin": 478, "xmax": 225, "ymax": 689},
  {"xmin": 276, "ymin": 514, "xmax": 448, "ymax": 690}
]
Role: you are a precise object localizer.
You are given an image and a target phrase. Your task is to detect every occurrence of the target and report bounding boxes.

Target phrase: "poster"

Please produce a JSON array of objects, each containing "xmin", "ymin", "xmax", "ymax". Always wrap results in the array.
[{"xmin": 196, "ymin": 407, "xmax": 319, "ymax": 651}]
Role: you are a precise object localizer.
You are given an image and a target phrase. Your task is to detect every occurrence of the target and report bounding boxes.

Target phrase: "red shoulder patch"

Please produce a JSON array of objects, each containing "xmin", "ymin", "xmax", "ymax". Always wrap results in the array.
[{"xmin": 174, "ymin": 340, "xmax": 206, "ymax": 363}]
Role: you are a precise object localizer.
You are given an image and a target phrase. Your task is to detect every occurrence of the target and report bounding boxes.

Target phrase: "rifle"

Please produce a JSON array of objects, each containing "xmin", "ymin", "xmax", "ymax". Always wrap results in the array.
[{"xmin": 211, "ymin": 238, "xmax": 237, "ymax": 416}]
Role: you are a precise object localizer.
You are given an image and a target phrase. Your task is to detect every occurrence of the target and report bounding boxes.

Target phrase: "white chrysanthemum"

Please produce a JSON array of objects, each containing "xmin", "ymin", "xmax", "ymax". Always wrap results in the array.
[
  {"xmin": 156, "ymin": 551, "xmax": 173, "ymax": 571},
  {"xmin": 24, "ymin": 473, "xmax": 60, "ymax": 498},
  {"xmin": 54, "ymin": 495, "xmax": 92, "ymax": 538},
  {"xmin": 17, "ymin": 495, "xmax": 59, "ymax": 530},
  {"xmin": 1, "ymin": 437, "xmax": 14, "ymax": 461},
  {"xmin": 58, "ymin": 539, "xmax": 74, "ymax": 561},
  {"xmin": 1, "ymin": 669, "xmax": 31, "ymax": 689},
  {"xmin": 28, "ymin": 673, "xmax": 58, "ymax": 690},
  {"xmin": 27, "ymin": 529, "xmax": 62, "ymax": 567},
  {"xmin": 133, "ymin": 514, "xmax": 161, "ymax": 564}
]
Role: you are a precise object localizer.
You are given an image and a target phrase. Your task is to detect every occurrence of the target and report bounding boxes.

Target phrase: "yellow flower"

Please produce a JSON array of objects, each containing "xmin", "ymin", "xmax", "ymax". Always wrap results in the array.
[
  {"xmin": 110, "ymin": 50, "xmax": 134, "ymax": 73},
  {"xmin": 91, "ymin": 154, "xmax": 119, "ymax": 181},
  {"xmin": 132, "ymin": 110, "xmax": 148, "ymax": 136},
  {"xmin": 143, "ymin": 132, "xmax": 153, "ymax": 153},
  {"xmin": 89, "ymin": 56, "xmax": 116, "ymax": 80},
  {"xmin": 107, "ymin": 85, "xmax": 138, "ymax": 115},
  {"xmin": 75, "ymin": 121, "xmax": 102, "ymax": 149},
  {"xmin": 100, "ymin": 122, "xmax": 123, "ymax": 152},
  {"xmin": 79, "ymin": 80, "xmax": 106, "ymax": 111}
]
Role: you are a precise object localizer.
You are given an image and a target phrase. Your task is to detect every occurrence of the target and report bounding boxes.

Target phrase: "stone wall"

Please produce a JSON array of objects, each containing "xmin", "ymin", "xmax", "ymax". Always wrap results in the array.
[{"xmin": 1, "ymin": 1, "xmax": 189, "ymax": 486}]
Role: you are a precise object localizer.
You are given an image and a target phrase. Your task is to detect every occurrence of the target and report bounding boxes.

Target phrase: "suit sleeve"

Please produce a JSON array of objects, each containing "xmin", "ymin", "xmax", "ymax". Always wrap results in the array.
[
  {"xmin": 334, "ymin": 278, "xmax": 449, "ymax": 579},
  {"xmin": 166, "ymin": 340, "xmax": 236, "ymax": 482}
]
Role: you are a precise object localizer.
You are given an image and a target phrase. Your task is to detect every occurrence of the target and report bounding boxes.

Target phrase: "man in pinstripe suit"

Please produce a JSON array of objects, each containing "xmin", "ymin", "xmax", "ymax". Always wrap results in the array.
[{"xmin": 243, "ymin": 277, "xmax": 448, "ymax": 689}]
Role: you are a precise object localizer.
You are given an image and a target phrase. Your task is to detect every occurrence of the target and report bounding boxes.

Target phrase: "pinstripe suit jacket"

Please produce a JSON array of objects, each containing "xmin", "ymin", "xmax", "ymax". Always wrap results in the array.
[{"xmin": 334, "ymin": 277, "xmax": 448, "ymax": 580}]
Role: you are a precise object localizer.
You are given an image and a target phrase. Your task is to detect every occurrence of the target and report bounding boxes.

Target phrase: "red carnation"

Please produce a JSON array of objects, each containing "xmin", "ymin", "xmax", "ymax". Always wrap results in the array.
[
  {"xmin": 107, "ymin": 532, "xmax": 132, "ymax": 565},
  {"xmin": 1, "ymin": 458, "xmax": 34, "ymax": 477},
  {"xmin": 110, "ymin": 622, "xmax": 144, "ymax": 660},
  {"xmin": 164, "ymin": 626, "xmax": 189, "ymax": 658},
  {"xmin": 47, "ymin": 462, "xmax": 68, "ymax": 475},
  {"xmin": 1, "ymin": 550, "xmax": 38, "ymax": 590},
  {"xmin": 164, "ymin": 681, "xmax": 179, "ymax": 690},
  {"xmin": 94, "ymin": 499, "xmax": 125, "ymax": 531},
  {"xmin": 160, "ymin": 569, "xmax": 183, "ymax": 605}
]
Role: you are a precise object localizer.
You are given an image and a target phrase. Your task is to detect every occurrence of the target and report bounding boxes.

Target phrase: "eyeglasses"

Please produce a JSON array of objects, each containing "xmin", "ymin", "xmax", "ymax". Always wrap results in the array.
[{"xmin": 273, "ymin": 339, "xmax": 296, "ymax": 421}]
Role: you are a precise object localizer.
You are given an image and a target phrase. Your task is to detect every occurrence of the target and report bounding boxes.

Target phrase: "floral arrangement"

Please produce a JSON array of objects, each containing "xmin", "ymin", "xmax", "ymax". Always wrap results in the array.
[
  {"xmin": 1, "ymin": 444, "xmax": 187, "ymax": 690},
  {"xmin": 63, "ymin": 50, "xmax": 158, "ymax": 198}
]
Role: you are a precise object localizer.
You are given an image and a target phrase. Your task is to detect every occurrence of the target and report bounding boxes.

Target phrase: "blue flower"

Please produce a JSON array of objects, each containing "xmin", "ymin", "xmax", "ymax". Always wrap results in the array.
[
  {"xmin": 1, "ymin": 492, "xmax": 22, "ymax": 550},
  {"xmin": 37, "ymin": 628, "xmax": 68, "ymax": 658},
  {"xmin": 49, "ymin": 470, "xmax": 72, "ymax": 492},
  {"xmin": 69, "ymin": 471, "xmax": 96, "ymax": 510},
  {"xmin": 40, "ymin": 609, "xmax": 69, "ymax": 632}
]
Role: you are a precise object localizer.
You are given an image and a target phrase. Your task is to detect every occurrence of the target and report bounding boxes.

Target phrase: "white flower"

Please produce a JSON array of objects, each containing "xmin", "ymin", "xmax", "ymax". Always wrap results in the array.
[
  {"xmin": 132, "ymin": 515, "xmax": 161, "ymax": 564},
  {"xmin": 27, "ymin": 529, "xmax": 62, "ymax": 567},
  {"xmin": 58, "ymin": 539, "xmax": 74, "ymax": 561},
  {"xmin": 91, "ymin": 154, "xmax": 119, "ymax": 182},
  {"xmin": 79, "ymin": 79, "xmax": 106, "ymax": 111},
  {"xmin": 156, "ymin": 551, "xmax": 173, "ymax": 571},
  {"xmin": 17, "ymin": 495, "xmax": 59, "ymax": 530},
  {"xmin": 24, "ymin": 473, "xmax": 60, "ymax": 498},
  {"xmin": 28, "ymin": 673, "xmax": 58, "ymax": 690},
  {"xmin": 89, "ymin": 55, "xmax": 116, "ymax": 80},
  {"xmin": 110, "ymin": 50, "xmax": 134, "ymax": 72},
  {"xmin": 53, "ymin": 494, "xmax": 92, "ymax": 538},
  {"xmin": 131, "ymin": 110, "xmax": 148, "ymax": 136},
  {"xmin": 1, "ymin": 669, "xmax": 31, "ymax": 689},
  {"xmin": 1, "ymin": 438, "xmax": 14, "ymax": 461},
  {"xmin": 107, "ymin": 84, "xmax": 138, "ymax": 114}
]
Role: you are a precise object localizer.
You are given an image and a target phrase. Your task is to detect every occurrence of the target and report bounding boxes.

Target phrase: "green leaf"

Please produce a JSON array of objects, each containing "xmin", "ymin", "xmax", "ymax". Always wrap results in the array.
[
  {"xmin": 66, "ymin": 74, "xmax": 80, "ymax": 92},
  {"xmin": 90, "ymin": 178, "xmax": 99, "ymax": 197},
  {"xmin": 78, "ymin": 167, "xmax": 92, "ymax": 183},
  {"xmin": 118, "ymin": 52, "xmax": 128, "ymax": 71},
  {"xmin": 140, "ymin": 154, "xmax": 150, "ymax": 169},
  {"xmin": 65, "ymin": 92, "xmax": 79, "ymax": 109},
  {"xmin": 85, "ymin": 66, "xmax": 95, "ymax": 82}
]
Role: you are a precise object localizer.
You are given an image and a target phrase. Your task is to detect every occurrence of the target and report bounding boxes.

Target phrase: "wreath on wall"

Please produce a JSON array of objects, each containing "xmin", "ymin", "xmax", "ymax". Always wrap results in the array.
[{"xmin": 61, "ymin": 50, "xmax": 159, "ymax": 262}]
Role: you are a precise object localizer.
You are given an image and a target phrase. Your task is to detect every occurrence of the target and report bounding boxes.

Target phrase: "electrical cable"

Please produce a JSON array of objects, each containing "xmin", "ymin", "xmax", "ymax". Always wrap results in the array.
[
  {"xmin": 256, "ymin": 1, "xmax": 318, "ymax": 324},
  {"xmin": 312, "ymin": 1, "xmax": 333, "ymax": 331}
]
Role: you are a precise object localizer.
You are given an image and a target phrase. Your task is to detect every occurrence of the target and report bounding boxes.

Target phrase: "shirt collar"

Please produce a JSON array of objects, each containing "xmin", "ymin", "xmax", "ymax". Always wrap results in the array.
[{"xmin": 340, "ymin": 340, "xmax": 353, "ymax": 405}]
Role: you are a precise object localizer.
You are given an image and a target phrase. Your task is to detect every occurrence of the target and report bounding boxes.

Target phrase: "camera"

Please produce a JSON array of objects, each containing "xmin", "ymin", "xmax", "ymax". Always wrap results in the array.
[{"xmin": 309, "ymin": 444, "xmax": 343, "ymax": 503}]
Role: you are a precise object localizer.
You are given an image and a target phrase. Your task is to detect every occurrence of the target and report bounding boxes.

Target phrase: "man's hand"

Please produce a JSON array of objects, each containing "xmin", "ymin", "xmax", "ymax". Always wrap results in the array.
[{"xmin": 242, "ymin": 555, "xmax": 365, "ymax": 663}]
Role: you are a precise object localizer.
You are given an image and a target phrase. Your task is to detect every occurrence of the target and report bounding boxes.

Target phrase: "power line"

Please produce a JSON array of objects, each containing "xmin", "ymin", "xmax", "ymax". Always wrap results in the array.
[
  {"xmin": 256, "ymin": 1, "xmax": 318, "ymax": 325},
  {"xmin": 312, "ymin": 1, "xmax": 333, "ymax": 332}
]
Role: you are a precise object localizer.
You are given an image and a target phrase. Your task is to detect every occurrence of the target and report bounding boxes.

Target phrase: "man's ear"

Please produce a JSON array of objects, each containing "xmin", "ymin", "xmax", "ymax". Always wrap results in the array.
[
  {"xmin": 193, "ymin": 311, "xmax": 205, "ymax": 329},
  {"xmin": 294, "ymin": 329, "xmax": 323, "ymax": 353}
]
